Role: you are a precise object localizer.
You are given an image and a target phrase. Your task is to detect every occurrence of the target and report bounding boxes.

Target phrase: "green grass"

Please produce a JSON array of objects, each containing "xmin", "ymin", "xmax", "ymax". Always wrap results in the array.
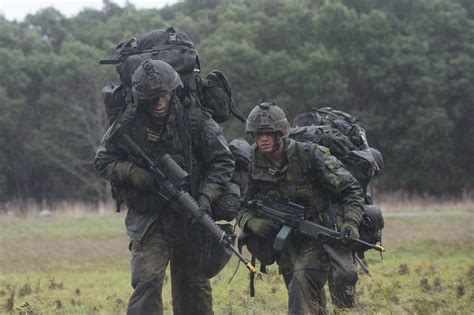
[
  {"xmin": 357, "ymin": 242, "xmax": 474, "ymax": 314},
  {"xmin": 0, "ymin": 206, "xmax": 472, "ymax": 314}
]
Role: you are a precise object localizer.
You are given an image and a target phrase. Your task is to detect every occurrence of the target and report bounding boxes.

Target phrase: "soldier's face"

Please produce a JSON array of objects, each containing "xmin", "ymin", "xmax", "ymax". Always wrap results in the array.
[
  {"xmin": 149, "ymin": 92, "xmax": 172, "ymax": 119},
  {"xmin": 255, "ymin": 132, "xmax": 277, "ymax": 153}
]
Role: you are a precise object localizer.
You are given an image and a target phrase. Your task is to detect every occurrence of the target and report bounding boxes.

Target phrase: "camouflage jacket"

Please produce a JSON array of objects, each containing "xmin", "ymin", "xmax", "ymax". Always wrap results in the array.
[
  {"xmin": 94, "ymin": 98, "xmax": 234, "ymax": 241},
  {"xmin": 237, "ymin": 138, "xmax": 364, "ymax": 234}
]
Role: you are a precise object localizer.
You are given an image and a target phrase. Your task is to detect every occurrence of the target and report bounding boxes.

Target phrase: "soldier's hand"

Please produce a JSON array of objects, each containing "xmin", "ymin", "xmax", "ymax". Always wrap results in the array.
[
  {"xmin": 340, "ymin": 220, "xmax": 360, "ymax": 246},
  {"xmin": 129, "ymin": 164, "xmax": 154, "ymax": 191},
  {"xmin": 198, "ymin": 194, "xmax": 212, "ymax": 216},
  {"xmin": 246, "ymin": 218, "xmax": 277, "ymax": 238}
]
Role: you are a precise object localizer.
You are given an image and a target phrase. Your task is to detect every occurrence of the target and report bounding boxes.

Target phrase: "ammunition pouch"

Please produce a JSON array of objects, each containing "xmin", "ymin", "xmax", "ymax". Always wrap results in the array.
[{"xmin": 114, "ymin": 187, "xmax": 169, "ymax": 213}]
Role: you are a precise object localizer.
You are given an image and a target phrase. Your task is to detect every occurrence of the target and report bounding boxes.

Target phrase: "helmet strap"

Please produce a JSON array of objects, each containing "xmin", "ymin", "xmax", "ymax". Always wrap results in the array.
[{"xmin": 272, "ymin": 132, "xmax": 283, "ymax": 152}]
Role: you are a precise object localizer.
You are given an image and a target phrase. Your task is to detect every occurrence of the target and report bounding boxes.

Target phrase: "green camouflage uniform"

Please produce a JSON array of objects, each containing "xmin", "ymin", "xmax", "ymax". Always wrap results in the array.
[
  {"xmin": 94, "ymin": 98, "xmax": 234, "ymax": 315},
  {"xmin": 238, "ymin": 138, "xmax": 364, "ymax": 314}
]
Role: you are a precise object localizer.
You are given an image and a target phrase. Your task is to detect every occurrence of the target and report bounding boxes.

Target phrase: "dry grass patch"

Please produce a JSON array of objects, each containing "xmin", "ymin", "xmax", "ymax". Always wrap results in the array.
[{"xmin": 375, "ymin": 191, "xmax": 474, "ymax": 212}]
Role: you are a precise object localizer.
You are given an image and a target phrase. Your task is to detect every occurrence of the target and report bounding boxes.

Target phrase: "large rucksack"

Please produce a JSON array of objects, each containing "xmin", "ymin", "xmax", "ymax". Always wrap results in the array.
[
  {"xmin": 290, "ymin": 124, "xmax": 382, "ymax": 189},
  {"xmin": 290, "ymin": 108, "xmax": 384, "ymax": 252},
  {"xmin": 211, "ymin": 137, "xmax": 251, "ymax": 221},
  {"xmin": 310, "ymin": 107, "xmax": 369, "ymax": 150},
  {"xmin": 100, "ymin": 27, "xmax": 245, "ymax": 126}
]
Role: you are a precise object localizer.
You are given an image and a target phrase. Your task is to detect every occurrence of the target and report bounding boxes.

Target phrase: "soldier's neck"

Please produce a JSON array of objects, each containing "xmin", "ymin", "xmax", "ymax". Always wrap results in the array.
[
  {"xmin": 149, "ymin": 112, "xmax": 170, "ymax": 131},
  {"xmin": 264, "ymin": 141, "xmax": 285, "ymax": 167}
]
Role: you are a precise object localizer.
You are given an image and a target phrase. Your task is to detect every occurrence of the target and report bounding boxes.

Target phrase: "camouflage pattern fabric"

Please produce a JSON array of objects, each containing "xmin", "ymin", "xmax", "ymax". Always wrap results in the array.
[
  {"xmin": 278, "ymin": 239, "xmax": 330, "ymax": 315},
  {"xmin": 94, "ymin": 98, "xmax": 234, "ymax": 241},
  {"xmin": 211, "ymin": 137, "xmax": 251, "ymax": 221},
  {"xmin": 94, "ymin": 97, "xmax": 234, "ymax": 314},
  {"xmin": 238, "ymin": 139, "xmax": 363, "ymax": 230},
  {"xmin": 238, "ymin": 138, "xmax": 364, "ymax": 313},
  {"xmin": 128, "ymin": 216, "xmax": 213, "ymax": 315}
]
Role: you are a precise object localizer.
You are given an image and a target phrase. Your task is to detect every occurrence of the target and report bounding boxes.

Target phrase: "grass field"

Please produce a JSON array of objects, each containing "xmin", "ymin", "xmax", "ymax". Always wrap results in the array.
[{"xmin": 0, "ymin": 200, "xmax": 473, "ymax": 314}]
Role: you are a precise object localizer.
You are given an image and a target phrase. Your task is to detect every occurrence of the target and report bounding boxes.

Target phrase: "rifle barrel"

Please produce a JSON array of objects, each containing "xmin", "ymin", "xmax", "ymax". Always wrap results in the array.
[
  {"xmin": 299, "ymin": 220, "xmax": 385, "ymax": 252},
  {"xmin": 251, "ymin": 200, "xmax": 386, "ymax": 253}
]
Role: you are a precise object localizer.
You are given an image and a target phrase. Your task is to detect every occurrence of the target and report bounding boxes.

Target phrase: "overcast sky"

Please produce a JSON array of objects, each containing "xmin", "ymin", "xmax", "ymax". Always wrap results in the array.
[{"xmin": 0, "ymin": 0, "xmax": 178, "ymax": 21}]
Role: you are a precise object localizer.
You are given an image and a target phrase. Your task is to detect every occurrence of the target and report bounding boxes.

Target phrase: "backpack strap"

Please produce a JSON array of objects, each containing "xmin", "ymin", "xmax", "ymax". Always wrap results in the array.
[
  {"xmin": 294, "ymin": 141, "xmax": 337, "ymax": 227},
  {"xmin": 310, "ymin": 127, "xmax": 329, "ymax": 145},
  {"xmin": 175, "ymin": 100, "xmax": 196, "ymax": 196},
  {"xmin": 188, "ymin": 95, "xmax": 204, "ymax": 147},
  {"xmin": 180, "ymin": 94, "xmax": 204, "ymax": 197}
]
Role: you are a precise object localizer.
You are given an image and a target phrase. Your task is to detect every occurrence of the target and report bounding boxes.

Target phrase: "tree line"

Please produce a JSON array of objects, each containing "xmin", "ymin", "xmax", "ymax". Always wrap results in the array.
[{"xmin": 0, "ymin": 0, "xmax": 472, "ymax": 203}]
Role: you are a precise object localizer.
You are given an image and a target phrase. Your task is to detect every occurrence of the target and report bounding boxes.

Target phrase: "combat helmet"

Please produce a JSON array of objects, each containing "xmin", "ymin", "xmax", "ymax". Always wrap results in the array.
[
  {"xmin": 245, "ymin": 100, "xmax": 290, "ymax": 137},
  {"xmin": 131, "ymin": 59, "xmax": 183, "ymax": 102},
  {"xmin": 358, "ymin": 204, "xmax": 385, "ymax": 247}
]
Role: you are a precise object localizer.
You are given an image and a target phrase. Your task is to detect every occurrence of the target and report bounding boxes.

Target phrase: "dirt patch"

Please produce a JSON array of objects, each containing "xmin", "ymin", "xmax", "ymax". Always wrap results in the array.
[
  {"xmin": 53, "ymin": 299, "xmax": 63, "ymax": 310},
  {"xmin": 419, "ymin": 278, "xmax": 431, "ymax": 291},
  {"xmin": 456, "ymin": 283, "xmax": 465, "ymax": 297},
  {"xmin": 433, "ymin": 277, "xmax": 443, "ymax": 292},
  {"xmin": 18, "ymin": 282, "xmax": 32, "ymax": 297},
  {"xmin": 398, "ymin": 264, "xmax": 410, "ymax": 275}
]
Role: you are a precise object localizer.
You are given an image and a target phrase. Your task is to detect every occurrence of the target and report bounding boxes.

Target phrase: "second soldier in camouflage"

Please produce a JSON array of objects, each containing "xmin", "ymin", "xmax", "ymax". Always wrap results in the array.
[{"xmin": 238, "ymin": 101, "xmax": 365, "ymax": 314}]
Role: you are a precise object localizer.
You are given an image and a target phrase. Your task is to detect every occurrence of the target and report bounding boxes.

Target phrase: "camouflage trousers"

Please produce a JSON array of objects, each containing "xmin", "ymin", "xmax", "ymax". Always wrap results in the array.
[
  {"xmin": 127, "ymin": 219, "xmax": 213, "ymax": 315},
  {"xmin": 326, "ymin": 251, "xmax": 370, "ymax": 309},
  {"xmin": 326, "ymin": 245, "xmax": 358, "ymax": 309},
  {"xmin": 278, "ymin": 240, "xmax": 357, "ymax": 315}
]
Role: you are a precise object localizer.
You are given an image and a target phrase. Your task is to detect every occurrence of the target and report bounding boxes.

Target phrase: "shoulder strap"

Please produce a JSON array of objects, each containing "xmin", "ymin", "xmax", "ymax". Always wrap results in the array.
[
  {"xmin": 188, "ymin": 95, "xmax": 204, "ymax": 150},
  {"xmin": 295, "ymin": 141, "xmax": 314, "ymax": 174},
  {"xmin": 175, "ymin": 100, "xmax": 198, "ymax": 196}
]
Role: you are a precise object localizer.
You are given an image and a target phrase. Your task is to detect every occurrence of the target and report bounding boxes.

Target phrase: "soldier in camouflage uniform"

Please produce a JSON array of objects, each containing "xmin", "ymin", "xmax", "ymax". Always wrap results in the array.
[
  {"xmin": 292, "ymin": 110, "xmax": 383, "ymax": 309},
  {"xmin": 94, "ymin": 60, "xmax": 234, "ymax": 315},
  {"xmin": 237, "ymin": 101, "xmax": 365, "ymax": 314}
]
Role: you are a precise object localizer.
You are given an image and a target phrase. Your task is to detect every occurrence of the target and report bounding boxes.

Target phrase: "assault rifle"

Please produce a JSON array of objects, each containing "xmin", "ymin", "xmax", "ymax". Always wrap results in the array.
[
  {"xmin": 120, "ymin": 131, "xmax": 256, "ymax": 274},
  {"xmin": 246, "ymin": 199, "xmax": 385, "ymax": 253}
]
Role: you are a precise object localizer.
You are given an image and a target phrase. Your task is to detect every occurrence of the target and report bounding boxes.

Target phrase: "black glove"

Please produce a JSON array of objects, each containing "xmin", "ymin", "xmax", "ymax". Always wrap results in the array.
[{"xmin": 340, "ymin": 220, "xmax": 360, "ymax": 246}]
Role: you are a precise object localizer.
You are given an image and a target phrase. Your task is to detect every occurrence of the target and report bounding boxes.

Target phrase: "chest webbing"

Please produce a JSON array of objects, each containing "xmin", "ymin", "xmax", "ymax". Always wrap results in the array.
[{"xmin": 288, "ymin": 141, "xmax": 313, "ymax": 200}]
